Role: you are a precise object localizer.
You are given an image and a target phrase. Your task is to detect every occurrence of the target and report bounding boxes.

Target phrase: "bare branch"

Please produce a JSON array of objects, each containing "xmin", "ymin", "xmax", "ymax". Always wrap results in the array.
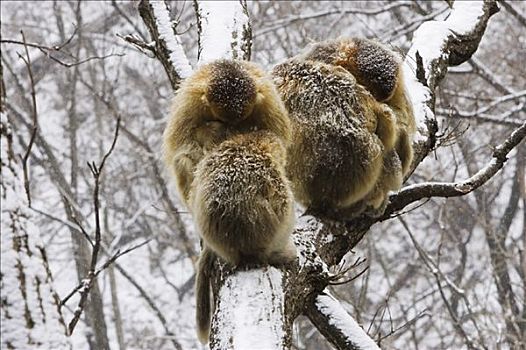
[
  {"xmin": 17, "ymin": 31, "xmax": 38, "ymax": 208},
  {"xmin": 255, "ymin": 2, "xmax": 413, "ymax": 38},
  {"xmin": 398, "ymin": 217, "xmax": 487, "ymax": 349},
  {"xmin": 2, "ymin": 38, "xmax": 124, "ymax": 68},
  {"xmin": 67, "ymin": 118, "xmax": 120, "ymax": 335},
  {"xmin": 60, "ymin": 239, "xmax": 151, "ymax": 307},
  {"xmin": 386, "ymin": 121, "xmax": 525, "ymax": 216},
  {"xmin": 500, "ymin": 0, "xmax": 526, "ymax": 27}
]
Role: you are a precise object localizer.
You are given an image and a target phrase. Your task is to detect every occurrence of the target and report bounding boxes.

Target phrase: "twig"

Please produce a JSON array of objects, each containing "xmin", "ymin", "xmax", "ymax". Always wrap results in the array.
[
  {"xmin": 385, "ymin": 122, "xmax": 526, "ymax": 217},
  {"xmin": 61, "ymin": 238, "xmax": 151, "ymax": 307},
  {"xmin": 398, "ymin": 217, "xmax": 487, "ymax": 349},
  {"xmin": 67, "ymin": 117, "xmax": 120, "ymax": 335},
  {"xmin": 2, "ymin": 38, "xmax": 124, "ymax": 68},
  {"xmin": 255, "ymin": 2, "xmax": 413, "ymax": 37},
  {"xmin": 116, "ymin": 33, "xmax": 156, "ymax": 57},
  {"xmin": 16, "ymin": 31, "xmax": 38, "ymax": 208}
]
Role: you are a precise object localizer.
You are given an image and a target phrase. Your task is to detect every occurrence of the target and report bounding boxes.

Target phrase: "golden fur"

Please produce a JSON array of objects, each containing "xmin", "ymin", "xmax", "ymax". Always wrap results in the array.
[
  {"xmin": 162, "ymin": 59, "xmax": 295, "ymax": 343},
  {"xmin": 274, "ymin": 37, "xmax": 416, "ymax": 218}
]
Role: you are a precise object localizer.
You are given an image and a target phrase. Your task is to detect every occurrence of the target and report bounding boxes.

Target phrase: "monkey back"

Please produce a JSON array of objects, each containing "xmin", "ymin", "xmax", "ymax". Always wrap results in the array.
[{"xmin": 191, "ymin": 131, "xmax": 294, "ymax": 265}]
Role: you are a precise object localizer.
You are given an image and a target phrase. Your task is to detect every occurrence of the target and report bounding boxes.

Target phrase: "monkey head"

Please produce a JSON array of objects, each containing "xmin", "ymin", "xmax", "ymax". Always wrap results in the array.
[{"xmin": 204, "ymin": 60, "xmax": 258, "ymax": 124}]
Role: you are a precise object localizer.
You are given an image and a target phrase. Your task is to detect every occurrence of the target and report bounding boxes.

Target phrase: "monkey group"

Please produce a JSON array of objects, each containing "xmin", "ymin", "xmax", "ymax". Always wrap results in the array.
[
  {"xmin": 273, "ymin": 37, "xmax": 416, "ymax": 218},
  {"xmin": 162, "ymin": 38, "xmax": 415, "ymax": 343}
]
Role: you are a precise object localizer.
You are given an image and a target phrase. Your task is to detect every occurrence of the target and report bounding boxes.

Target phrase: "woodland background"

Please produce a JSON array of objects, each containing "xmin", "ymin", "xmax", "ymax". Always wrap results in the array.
[{"xmin": 1, "ymin": 1, "xmax": 525, "ymax": 349}]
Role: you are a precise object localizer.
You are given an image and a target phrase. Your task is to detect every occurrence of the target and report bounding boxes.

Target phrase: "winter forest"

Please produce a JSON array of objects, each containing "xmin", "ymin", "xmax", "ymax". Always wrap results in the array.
[{"xmin": 1, "ymin": 0, "xmax": 525, "ymax": 349}]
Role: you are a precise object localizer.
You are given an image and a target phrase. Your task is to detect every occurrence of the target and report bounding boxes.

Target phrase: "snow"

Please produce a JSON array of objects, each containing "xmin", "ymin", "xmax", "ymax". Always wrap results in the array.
[
  {"xmin": 198, "ymin": 1, "xmax": 249, "ymax": 63},
  {"xmin": 293, "ymin": 215, "xmax": 330, "ymax": 274},
  {"xmin": 315, "ymin": 293, "xmax": 380, "ymax": 350},
  {"xmin": 447, "ymin": 1, "xmax": 487, "ymax": 34},
  {"xmin": 213, "ymin": 267, "xmax": 286, "ymax": 349},
  {"xmin": 150, "ymin": 0, "xmax": 193, "ymax": 79},
  {"xmin": 1, "ymin": 114, "xmax": 71, "ymax": 349},
  {"xmin": 403, "ymin": 1, "xmax": 488, "ymax": 141},
  {"xmin": 402, "ymin": 61, "xmax": 432, "ymax": 141}
]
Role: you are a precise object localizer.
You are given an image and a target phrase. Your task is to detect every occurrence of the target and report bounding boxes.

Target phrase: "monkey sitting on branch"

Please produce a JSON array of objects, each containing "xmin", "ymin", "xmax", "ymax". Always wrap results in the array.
[
  {"xmin": 272, "ymin": 37, "xmax": 416, "ymax": 218},
  {"xmin": 162, "ymin": 59, "xmax": 296, "ymax": 343}
]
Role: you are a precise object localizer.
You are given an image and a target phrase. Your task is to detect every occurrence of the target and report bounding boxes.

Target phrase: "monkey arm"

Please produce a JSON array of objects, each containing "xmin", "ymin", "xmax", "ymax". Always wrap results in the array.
[{"xmin": 171, "ymin": 145, "xmax": 202, "ymax": 207}]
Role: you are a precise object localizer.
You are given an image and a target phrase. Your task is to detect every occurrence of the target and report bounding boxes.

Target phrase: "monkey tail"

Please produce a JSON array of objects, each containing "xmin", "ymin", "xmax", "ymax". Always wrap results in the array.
[{"xmin": 196, "ymin": 246, "xmax": 214, "ymax": 344}]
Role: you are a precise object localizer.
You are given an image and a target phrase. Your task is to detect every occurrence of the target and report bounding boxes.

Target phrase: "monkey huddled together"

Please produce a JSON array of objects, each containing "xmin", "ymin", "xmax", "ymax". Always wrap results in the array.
[
  {"xmin": 162, "ymin": 38, "xmax": 415, "ymax": 343},
  {"xmin": 163, "ymin": 60, "xmax": 296, "ymax": 343},
  {"xmin": 273, "ymin": 37, "xmax": 416, "ymax": 217}
]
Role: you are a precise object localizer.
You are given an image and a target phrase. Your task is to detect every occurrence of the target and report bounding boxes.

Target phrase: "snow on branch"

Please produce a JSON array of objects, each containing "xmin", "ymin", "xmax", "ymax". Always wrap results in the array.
[
  {"xmin": 403, "ymin": 0, "xmax": 499, "ymax": 152},
  {"xmin": 138, "ymin": 0, "xmax": 192, "ymax": 88},
  {"xmin": 306, "ymin": 292, "xmax": 381, "ymax": 350},
  {"xmin": 210, "ymin": 267, "xmax": 287, "ymax": 350},
  {"xmin": 195, "ymin": 0, "xmax": 252, "ymax": 63}
]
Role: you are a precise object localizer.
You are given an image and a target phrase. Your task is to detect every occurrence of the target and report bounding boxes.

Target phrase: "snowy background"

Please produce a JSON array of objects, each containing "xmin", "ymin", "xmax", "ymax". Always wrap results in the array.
[{"xmin": 1, "ymin": 1, "xmax": 525, "ymax": 349}]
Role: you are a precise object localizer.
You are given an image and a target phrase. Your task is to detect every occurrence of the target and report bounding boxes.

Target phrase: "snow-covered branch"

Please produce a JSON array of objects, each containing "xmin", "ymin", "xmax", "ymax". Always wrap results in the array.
[
  {"xmin": 306, "ymin": 292, "xmax": 381, "ymax": 350},
  {"xmin": 403, "ymin": 0, "xmax": 499, "ymax": 163},
  {"xmin": 210, "ymin": 268, "xmax": 288, "ymax": 350},
  {"xmin": 194, "ymin": 0, "xmax": 252, "ymax": 64},
  {"xmin": 138, "ymin": 0, "xmax": 192, "ymax": 88}
]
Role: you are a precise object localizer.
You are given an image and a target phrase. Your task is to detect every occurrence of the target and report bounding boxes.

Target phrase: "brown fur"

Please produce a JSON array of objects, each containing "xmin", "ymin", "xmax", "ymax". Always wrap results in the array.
[
  {"xmin": 272, "ymin": 59, "xmax": 386, "ymax": 217},
  {"xmin": 163, "ymin": 59, "xmax": 291, "ymax": 206},
  {"xmin": 276, "ymin": 38, "xmax": 416, "ymax": 218},
  {"xmin": 191, "ymin": 131, "xmax": 295, "ymax": 266},
  {"xmin": 162, "ymin": 59, "xmax": 295, "ymax": 343},
  {"xmin": 303, "ymin": 37, "xmax": 416, "ymax": 176}
]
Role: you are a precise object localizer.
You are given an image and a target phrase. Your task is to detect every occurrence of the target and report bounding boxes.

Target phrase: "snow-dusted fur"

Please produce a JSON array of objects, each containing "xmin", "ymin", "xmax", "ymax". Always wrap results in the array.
[
  {"xmin": 192, "ymin": 132, "xmax": 295, "ymax": 266},
  {"xmin": 163, "ymin": 59, "xmax": 291, "ymax": 207},
  {"xmin": 302, "ymin": 37, "xmax": 416, "ymax": 175},
  {"xmin": 162, "ymin": 59, "xmax": 295, "ymax": 343},
  {"xmin": 272, "ymin": 37, "xmax": 415, "ymax": 218}
]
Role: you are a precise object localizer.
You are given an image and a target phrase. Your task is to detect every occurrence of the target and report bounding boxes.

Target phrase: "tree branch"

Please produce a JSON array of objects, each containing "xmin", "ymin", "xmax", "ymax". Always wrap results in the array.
[
  {"xmin": 403, "ymin": 0, "xmax": 499, "ymax": 167},
  {"xmin": 306, "ymin": 292, "xmax": 381, "ymax": 350},
  {"xmin": 67, "ymin": 118, "xmax": 120, "ymax": 335},
  {"xmin": 385, "ymin": 121, "xmax": 525, "ymax": 216},
  {"xmin": 17, "ymin": 31, "xmax": 38, "ymax": 208},
  {"xmin": 194, "ymin": 0, "xmax": 252, "ymax": 63},
  {"xmin": 137, "ymin": 0, "xmax": 192, "ymax": 89}
]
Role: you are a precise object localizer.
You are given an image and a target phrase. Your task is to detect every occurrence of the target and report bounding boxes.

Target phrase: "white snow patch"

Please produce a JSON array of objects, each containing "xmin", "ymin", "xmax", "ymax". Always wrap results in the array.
[
  {"xmin": 447, "ymin": 1, "xmax": 487, "ymax": 34},
  {"xmin": 403, "ymin": 1, "xmax": 488, "ymax": 142},
  {"xmin": 213, "ymin": 267, "xmax": 286, "ymax": 349},
  {"xmin": 150, "ymin": 0, "xmax": 193, "ymax": 78},
  {"xmin": 198, "ymin": 1, "xmax": 249, "ymax": 63},
  {"xmin": 316, "ymin": 293, "xmax": 381, "ymax": 350},
  {"xmin": 293, "ymin": 215, "xmax": 329, "ymax": 275},
  {"xmin": 402, "ymin": 61, "xmax": 432, "ymax": 140}
]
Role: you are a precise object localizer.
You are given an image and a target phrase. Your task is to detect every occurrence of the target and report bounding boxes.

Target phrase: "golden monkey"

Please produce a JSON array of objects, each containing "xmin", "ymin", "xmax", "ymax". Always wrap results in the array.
[
  {"xmin": 301, "ymin": 37, "xmax": 416, "ymax": 175},
  {"xmin": 272, "ymin": 59, "xmax": 391, "ymax": 217},
  {"xmin": 163, "ymin": 59, "xmax": 291, "ymax": 207},
  {"xmin": 273, "ymin": 37, "xmax": 416, "ymax": 218},
  {"xmin": 162, "ymin": 59, "xmax": 296, "ymax": 343},
  {"xmin": 193, "ymin": 131, "xmax": 296, "ymax": 343}
]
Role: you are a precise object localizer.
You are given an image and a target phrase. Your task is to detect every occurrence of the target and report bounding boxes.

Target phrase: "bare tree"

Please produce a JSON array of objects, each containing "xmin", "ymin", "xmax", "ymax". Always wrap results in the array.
[{"xmin": 1, "ymin": 0, "xmax": 524, "ymax": 349}]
